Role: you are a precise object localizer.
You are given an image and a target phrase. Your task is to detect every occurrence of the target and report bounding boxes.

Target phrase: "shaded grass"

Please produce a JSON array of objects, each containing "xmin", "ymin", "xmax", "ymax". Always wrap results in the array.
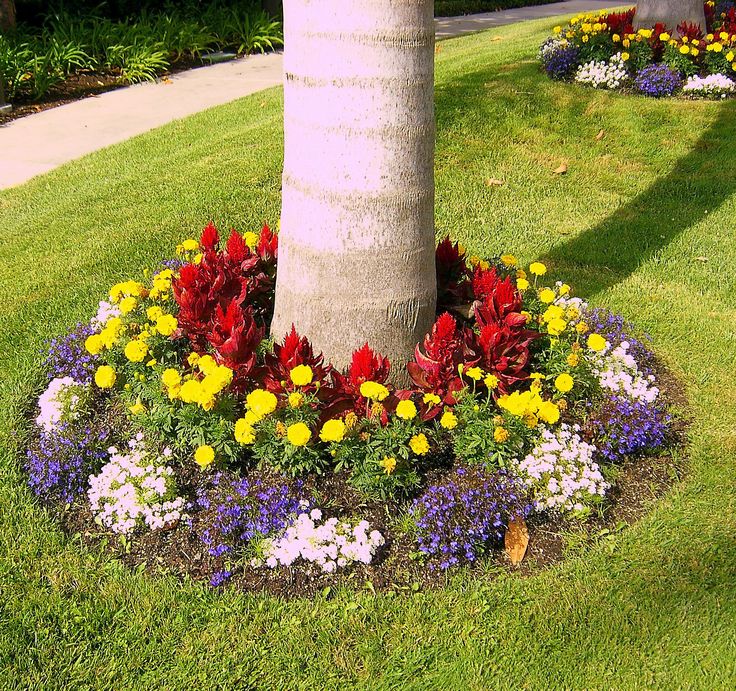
[{"xmin": 2, "ymin": 15, "xmax": 736, "ymax": 690}]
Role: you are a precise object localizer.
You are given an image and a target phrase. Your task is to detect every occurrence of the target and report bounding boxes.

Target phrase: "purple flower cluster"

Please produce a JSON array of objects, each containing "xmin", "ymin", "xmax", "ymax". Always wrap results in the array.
[
  {"xmin": 634, "ymin": 64, "xmax": 682, "ymax": 97},
  {"xmin": 25, "ymin": 422, "xmax": 109, "ymax": 503},
  {"xmin": 590, "ymin": 394, "xmax": 671, "ymax": 463},
  {"xmin": 410, "ymin": 467, "xmax": 530, "ymax": 570},
  {"xmin": 210, "ymin": 570, "xmax": 233, "ymax": 587},
  {"xmin": 195, "ymin": 473, "xmax": 309, "ymax": 557},
  {"xmin": 542, "ymin": 42, "xmax": 580, "ymax": 80},
  {"xmin": 586, "ymin": 307, "xmax": 655, "ymax": 375},
  {"xmin": 44, "ymin": 323, "xmax": 98, "ymax": 384}
]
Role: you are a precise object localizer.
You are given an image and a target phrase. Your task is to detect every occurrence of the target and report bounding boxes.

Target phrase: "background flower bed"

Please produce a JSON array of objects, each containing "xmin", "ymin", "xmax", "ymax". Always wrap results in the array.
[
  {"xmin": 539, "ymin": 2, "xmax": 736, "ymax": 98},
  {"xmin": 23, "ymin": 222, "xmax": 685, "ymax": 594}
]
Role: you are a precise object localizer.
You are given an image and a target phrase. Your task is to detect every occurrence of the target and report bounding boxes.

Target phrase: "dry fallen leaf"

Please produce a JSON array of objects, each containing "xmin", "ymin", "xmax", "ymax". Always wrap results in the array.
[
  {"xmin": 505, "ymin": 516, "xmax": 529, "ymax": 567},
  {"xmin": 553, "ymin": 162, "xmax": 568, "ymax": 175},
  {"xmin": 435, "ymin": 45, "xmax": 442, "ymax": 54},
  {"xmin": 485, "ymin": 177, "xmax": 505, "ymax": 187},
  {"xmin": 161, "ymin": 77, "xmax": 173, "ymax": 85},
  {"xmin": 490, "ymin": 36, "xmax": 503, "ymax": 42},
  {"xmin": 696, "ymin": 256, "xmax": 709, "ymax": 262},
  {"xmin": 450, "ymin": 303, "xmax": 476, "ymax": 320},
  {"xmin": 595, "ymin": 129, "xmax": 605, "ymax": 141}
]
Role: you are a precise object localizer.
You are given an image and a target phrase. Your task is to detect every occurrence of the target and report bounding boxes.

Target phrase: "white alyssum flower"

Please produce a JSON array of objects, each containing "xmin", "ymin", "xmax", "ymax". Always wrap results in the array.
[
  {"xmin": 258, "ymin": 512, "xmax": 385, "ymax": 573},
  {"xmin": 36, "ymin": 377, "xmax": 85, "ymax": 432},
  {"xmin": 683, "ymin": 73, "xmax": 735, "ymax": 98},
  {"xmin": 575, "ymin": 53, "xmax": 629, "ymax": 89},
  {"xmin": 589, "ymin": 341, "xmax": 659, "ymax": 403},
  {"xmin": 88, "ymin": 437, "xmax": 185, "ymax": 535},
  {"xmin": 512, "ymin": 424, "xmax": 608, "ymax": 516},
  {"xmin": 91, "ymin": 300, "xmax": 121, "ymax": 330}
]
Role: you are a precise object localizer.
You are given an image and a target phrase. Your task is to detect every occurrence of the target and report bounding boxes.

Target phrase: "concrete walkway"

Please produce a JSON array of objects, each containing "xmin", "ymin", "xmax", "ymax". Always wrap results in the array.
[{"xmin": 0, "ymin": 1, "xmax": 611, "ymax": 189}]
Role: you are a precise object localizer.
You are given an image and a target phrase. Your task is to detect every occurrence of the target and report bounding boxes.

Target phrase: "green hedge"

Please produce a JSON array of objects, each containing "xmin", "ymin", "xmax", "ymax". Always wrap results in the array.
[{"xmin": 434, "ymin": 0, "xmax": 561, "ymax": 17}]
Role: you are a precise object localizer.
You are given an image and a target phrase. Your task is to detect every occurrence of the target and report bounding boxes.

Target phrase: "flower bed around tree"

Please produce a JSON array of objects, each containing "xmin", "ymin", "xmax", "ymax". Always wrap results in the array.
[
  {"xmin": 539, "ymin": 2, "xmax": 736, "ymax": 98},
  {"xmin": 24, "ymin": 223, "xmax": 682, "ymax": 593}
]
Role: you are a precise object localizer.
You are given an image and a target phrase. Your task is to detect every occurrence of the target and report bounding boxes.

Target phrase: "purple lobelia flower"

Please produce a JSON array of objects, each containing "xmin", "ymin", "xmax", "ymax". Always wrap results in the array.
[
  {"xmin": 585, "ymin": 307, "xmax": 656, "ymax": 376},
  {"xmin": 410, "ymin": 467, "xmax": 531, "ymax": 570},
  {"xmin": 540, "ymin": 40, "xmax": 580, "ymax": 81},
  {"xmin": 589, "ymin": 394, "xmax": 671, "ymax": 463},
  {"xmin": 44, "ymin": 323, "xmax": 98, "ymax": 384},
  {"xmin": 25, "ymin": 421, "xmax": 109, "ymax": 504},
  {"xmin": 195, "ymin": 473, "xmax": 309, "ymax": 558},
  {"xmin": 634, "ymin": 64, "xmax": 682, "ymax": 97}
]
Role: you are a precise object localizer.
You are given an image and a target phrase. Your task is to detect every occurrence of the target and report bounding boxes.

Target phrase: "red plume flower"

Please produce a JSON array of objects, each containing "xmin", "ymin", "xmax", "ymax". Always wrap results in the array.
[
  {"xmin": 208, "ymin": 300, "xmax": 264, "ymax": 387},
  {"xmin": 436, "ymin": 236, "xmax": 472, "ymax": 310},
  {"xmin": 262, "ymin": 325, "xmax": 331, "ymax": 395}
]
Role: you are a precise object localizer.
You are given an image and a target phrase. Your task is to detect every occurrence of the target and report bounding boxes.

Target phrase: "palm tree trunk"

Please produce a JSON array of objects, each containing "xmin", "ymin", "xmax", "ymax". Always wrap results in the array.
[
  {"xmin": 271, "ymin": 0, "xmax": 437, "ymax": 381},
  {"xmin": 634, "ymin": 0, "xmax": 706, "ymax": 31},
  {"xmin": 0, "ymin": 0, "xmax": 16, "ymax": 33}
]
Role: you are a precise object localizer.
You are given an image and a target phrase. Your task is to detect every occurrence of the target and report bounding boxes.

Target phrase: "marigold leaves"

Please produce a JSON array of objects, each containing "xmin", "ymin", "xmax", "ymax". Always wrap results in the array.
[
  {"xmin": 505, "ymin": 516, "xmax": 529, "ymax": 566},
  {"xmin": 553, "ymin": 162, "xmax": 568, "ymax": 175},
  {"xmin": 484, "ymin": 177, "xmax": 505, "ymax": 187},
  {"xmin": 595, "ymin": 129, "xmax": 606, "ymax": 141}
]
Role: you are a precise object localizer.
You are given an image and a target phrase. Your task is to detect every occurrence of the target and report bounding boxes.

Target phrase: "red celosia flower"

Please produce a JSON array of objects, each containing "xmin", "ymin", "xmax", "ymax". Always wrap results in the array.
[
  {"xmin": 677, "ymin": 20, "xmax": 704, "ymax": 41},
  {"xmin": 332, "ymin": 343, "xmax": 392, "ymax": 416},
  {"xmin": 257, "ymin": 223, "xmax": 278, "ymax": 263},
  {"xmin": 262, "ymin": 325, "xmax": 332, "ymax": 395},
  {"xmin": 208, "ymin": 300, "xmax": 264, "ymax": 388},
  {"xmin": 476, "ymin": 321, "xmax": 538, "ymax": 394},
  {"xmin": 407, "ymin": 313, "xmax": 480, "ymax": 406},
  {"xmin": 471, "ymin": 266, "xmax": 524, "ymax": 325},
  {"xmin": 436, "ymin": 236, "xmax": 472, "ymax": 310},
  {"xmin": 605, "ymin": 9, "xmax": 634, "ymax": 36}
]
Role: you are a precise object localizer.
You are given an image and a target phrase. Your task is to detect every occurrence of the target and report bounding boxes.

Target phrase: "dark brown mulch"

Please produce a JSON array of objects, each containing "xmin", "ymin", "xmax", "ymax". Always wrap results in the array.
[
  {"xmin": 0, "ymin": 58, "xmax": 202, "ymax": 126},
  {"xmin": 44, "ymin": 357, "xmax": 690, "ymax": 599}
]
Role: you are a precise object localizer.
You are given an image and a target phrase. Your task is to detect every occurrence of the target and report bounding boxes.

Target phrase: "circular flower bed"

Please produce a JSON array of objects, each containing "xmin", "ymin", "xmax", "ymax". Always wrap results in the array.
[
  {"xmin": 24, "ymin": 224, "xmax": 684, "ymax": 594},
  {"xmin": 539, "ymin": 2, "xmax": 736, "ymax": 98}
]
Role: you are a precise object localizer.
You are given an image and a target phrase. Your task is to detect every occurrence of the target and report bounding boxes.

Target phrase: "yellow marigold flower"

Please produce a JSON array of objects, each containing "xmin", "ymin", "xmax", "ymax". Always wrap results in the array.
[
  {"xmin": 194, "ymin": 444, "xmax": 215, "ymax": 469},
  {"xmin": 692, "ymin": 38, "xmax": 700, "ymax": 46},
  {"xmin": 162, "ymin": 368, "xmax": 181, "ymax": 388},
  {"xmin": 529, "ymin": 262, "xmax": 547, "ymax": 276},
  {"xmin": 691, "ymin": 47, "xmax": 699, "ymax": 57},
  {"xmin": 379, "ymin": 456, "xmax": 397, "ymax": 475},
  {"xmin": 94, "ymin": 365, "xmax": 116, "ymax": 389},
  {"xmin": 440, "ymin": 410, "xmax": 458, "ymax": 430},
  {"xmin": 275, "ymin": 421, "xmax": 287, "ymax": 437},
  {"xmin": 423, "ymin": 393, "xmax": 441, "ymax": 406},
  {"xmin": 360, "ymin": 380, "xmax": 389, "ymax": 401},
  {"xmin": 494, "ymin": 426, "xmax": 509, "ymax": 443},
  {"xmin": 234, "ymin": 418, "xmax": 256, "ymax": 445},
  {"xmin": 181, "ymin": 238, "xmax": 199, "ymax": 252},
  {"xmin": 517, "ymin": 278, "xmax": 530, "ymax": 291},
  {"xmin": 721, "ymin": 31, "xmax": 729, "ymax": 41},
  {"xmin": 147, "ymin": 306, "xmax": 164, "ymax": 322},
  {"xmin": 479, "ymin": 260, "xmax": 490, "ymax": 271},
  {"xmin": 119, "ymin": 296, "xmax": 137, "ymax": 315},
  {"xmin": 465, "ymin": 366, "xmax": 483, "ymax": 381},
  {"xmin": 344, "ymin": 411, "xmax": 358, "ymax": 429},
  {"xmin": 193, "ymin": 253, "xmax": 203, "ymax": 265},
  {"xmin": 457, "ymin": 243, "xmax": 466, "ymax": 256},
  {"xmin": 198, "ymin": 355, "xmax": 218, "ymax": 376},
  {"xmin": 287, "ymin": 422, "xmax": 311, "ymax": 447},
  {"xmin": 288, "ymin": 392, "xmax": 304, "ymax": 408},
  {"xmin": 155, "ymin": 314, "xmax": 178, "ymax": 337},
  {"xmin": 567, "ymin": 352, "xmax": 580, "ymax": 367},
  {"xmin": 500, "ymin": 253, "xmax": 518, "ymax": 267},
  {"xmin": 622, "ymin": 38, "xmax": 630, "ymax": 48},
  {"xmin": 612, "ymin": 33, "xmax": 620, "ymax": 42},
  {"xmin": 246, "ymin": 389, "xmax": 278, "ymax": 418},
  {"xmin": 520, "ymin": 310, "xmax": 532, "ymax": 323},
  {"xmin": 587, "ymin": 333, "xmax": 607, "ymax": 352},
  {"xmin": 243, "ymin": 231, "xmax": 259, "ymax": 249},
  {"xmin": 187, "ymin": 352, "xmax": 200, "ymax": 367},
  {"xmin": 320, "ymin": 418, "xmax": 346, "ymax": 443},
  {"xmin": 484, "ymin": 374, "xmax": 499, "ymax": 390},
  {"xmin": 543, "ymin": 305, "xmax": 564, "ymax": 323},
  {"xmin": 552, "ymin": 25, "xmax": 562, "ymax": 34},
  {"xmin": 575, "ymin": 321, "xmax": 589, "ymax": 334},
  {"xmin": 85, "ymin": 334, "xmax": 104, "ymax": 355},
  {"xmin": 582, "ymin": 35, "xmax": 589, "ymax": 43},
  {"xmin": 537, "ymin": 401, "xmax": 560, "ymax": 425},
  {"xmin": 523, "ymin": 412, "xmax": 538, "ymax": 428},
  {"xmin": 558, "ymin": 283, "xmax": 570, "ymax": 296},
  {"xmin": 290, "ymin": 364, "xmax": 314, "ymax": 387},
  {"xmin": 468, "ymin": 254, "xmax": 481, "ymax": 267},
  {"xmin": 728, "ymin": 50, "xmax": 735, "ymax": 61},
  {"xmin": 712, "ymin": 42, "xmax": 724, "ymax": 53},
  {"xmin": 555, "ymin": 373, "xmax": 574, "ymax": 393},
  {"xmin": 179, "ymin": 379, "xmax": 201, "ymax": 404},
  {"xmin": 129, "ymin": 398, "xmax": 146, "ymax": 415},
  {"xmin": 409, "ymin": 433, "xmax": 430, "ymax": 456},
  {"xmin": 396, "ymin": 399, "xmax": 418, "ymax": 420},
  {"xmin": 566, "ymin": 306, "xmax": 580, "ymax": 320},
  {"xmin": 680, "ymin": 44, "xmax": 690, "ymax": 54},
  {"xmin": 621, "ymin": 52, "xmax": 630, "ymax": 61},
  {"xmin": 638, "ymin": 28, "xmax": 652, "ymax": 38},
  {"xmin": 370, "ymin": 402, "xmax": 385, "ymax": 418},
  {"xmin": 539, "ymin": 288, "xmax": 555, "ymax": 304},
  {"xmin": 516, "ymin": 269, "xmax": 527, "ymax": 280},
  {"xmin": 548, "ymin": 318, "xmax": 567, "ymax": 336},
  {"xmin": 124, "ymin": 339, "xmax": 149, "ymax": 363}
]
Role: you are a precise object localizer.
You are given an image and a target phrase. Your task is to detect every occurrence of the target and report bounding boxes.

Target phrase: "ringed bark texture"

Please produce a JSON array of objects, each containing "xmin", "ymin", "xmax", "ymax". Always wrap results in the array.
[
  {"xmin": 634, "ymin": 0, "xmax": 706, "ymax": 31},
  {"xmin": 272, "ymin": 0, "xmax": 437, "ymax": 381}
]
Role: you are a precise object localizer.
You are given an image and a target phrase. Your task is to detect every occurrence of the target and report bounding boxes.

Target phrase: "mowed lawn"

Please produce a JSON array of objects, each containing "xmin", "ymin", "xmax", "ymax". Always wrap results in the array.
[{"xmin": 1, "ymin": 15, "xmax": 736, "ymax": 690}]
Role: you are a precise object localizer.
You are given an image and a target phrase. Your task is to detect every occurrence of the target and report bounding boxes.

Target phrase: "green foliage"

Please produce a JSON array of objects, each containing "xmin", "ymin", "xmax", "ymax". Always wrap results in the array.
[{"xmin": 662, "ymin": 44, "xmax": 700, "ymax": 77}]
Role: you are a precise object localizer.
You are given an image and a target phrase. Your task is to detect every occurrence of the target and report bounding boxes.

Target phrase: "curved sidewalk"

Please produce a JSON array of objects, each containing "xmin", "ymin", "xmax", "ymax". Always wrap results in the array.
[{"xmin": 0, "ymin": 1, "xmax": 610, "ymax": 190}]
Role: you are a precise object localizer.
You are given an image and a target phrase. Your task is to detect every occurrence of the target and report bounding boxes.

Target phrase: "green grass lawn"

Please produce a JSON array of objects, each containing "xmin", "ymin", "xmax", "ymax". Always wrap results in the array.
[{"xmin": 2, "ymin": 15, "xmax": 736, "ymax": 689}]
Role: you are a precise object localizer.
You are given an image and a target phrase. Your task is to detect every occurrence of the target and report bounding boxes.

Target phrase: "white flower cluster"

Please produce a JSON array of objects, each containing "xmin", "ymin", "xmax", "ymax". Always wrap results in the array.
[
  {"xmin": 682, "ymin": 73, "xmax": 735, "ymax": 98},
  {"xmin": 91, "ymin": 300, "xmax": 121, "ymax": 330},
  {"xmin": 88, "ymin": 435, "xmax": 185, "ymax": 535},
  {"xmin": 575, "ymin": 53, "xmax": 629, "ymax": 89},
  {"xmin": 590, "ymin": 341, "xmax": 659, "ymax": 403},
  {"xmin": 513, "ymin": 424, "xmax": 608, "ymax": 516},
  {"xmin": 259, "ymin": 509, "xmax": 385, "ymax": 573},
  {"xmin": 36, "ymin": 377, "xmax": 85, "ymax": 432}
]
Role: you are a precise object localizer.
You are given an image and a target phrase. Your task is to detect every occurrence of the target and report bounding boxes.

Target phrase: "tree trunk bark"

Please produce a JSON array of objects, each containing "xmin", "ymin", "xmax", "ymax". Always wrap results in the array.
[
  {"xmin": 261, "ymin": 0, "xmax": 282, "ymax": 17},
  {"xmin": 634, "ymin": 0, "xmax": 706, "ymax": 31},
  {"xmin": 271, "ymin": 0, "xmax": 437, "ymax": 381},
  {"xmin": 0, "ymin": 0, "xmax": 16, "ymax": 33}
]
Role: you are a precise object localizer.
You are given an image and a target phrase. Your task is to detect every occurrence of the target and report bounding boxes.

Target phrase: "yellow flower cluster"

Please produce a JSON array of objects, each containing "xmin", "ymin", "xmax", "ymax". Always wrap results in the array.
[
  {"xmin": 163, "ymin": 355, "xmax": 233, "ymax": 411},
  {"xmin": 360, "ymin": 380, "xmax": 389, "ymax": 401},
  {"xmin": 497, "ymin": 389, "xmax": 560, "ymax": 427}
]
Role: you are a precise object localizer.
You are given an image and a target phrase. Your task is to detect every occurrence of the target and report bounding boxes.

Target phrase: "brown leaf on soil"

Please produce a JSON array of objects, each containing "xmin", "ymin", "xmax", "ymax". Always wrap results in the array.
[
  {"xmin": 553, "ymin": 162, "xmax": 568, "ymax": 175},
  {"xmin": 505, "ymin": 516, "xmax": 529, "ymax": 566},
  {"xmin": 595, "ymin": 129, "xmax": 606, "ymax": 141},
  {"xmin": 695, "ymin": 256, "xmax": 709, "ymax": 262},
  {"xmin": 485, "ymin": 177, "xmax": 505, "ymax": 187},
  {"xmin": 450, "ymin": 303, "xmax": 475, "ymax": 320}
]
